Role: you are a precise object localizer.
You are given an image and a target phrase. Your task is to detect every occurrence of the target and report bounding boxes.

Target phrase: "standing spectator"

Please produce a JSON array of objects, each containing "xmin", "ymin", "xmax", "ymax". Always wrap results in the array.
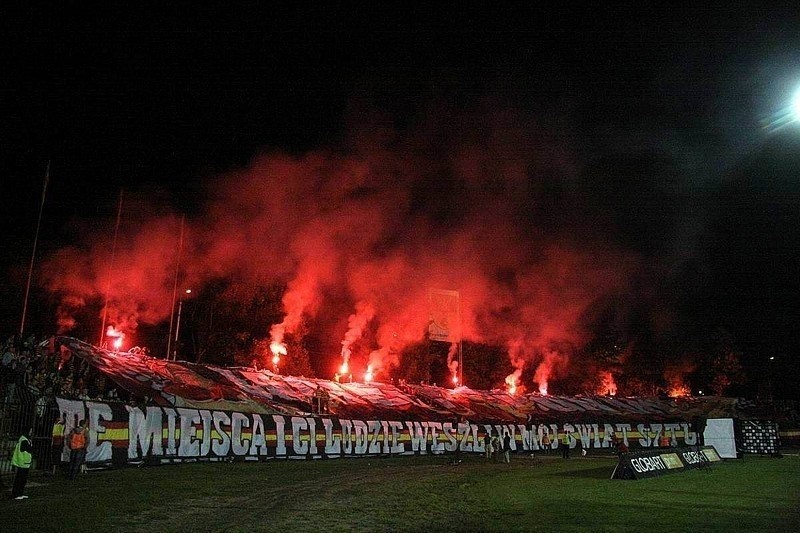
[
  {"xmin": 503, "ymin": 432, "xmax": 512, "ymax": 464},
  {"xmin": 51, "ymin": 416, "xmax": 65, "ymax": 474},
  {"xmin": 561, "ymin": 430, "xmax": 571, "ymax": 459},
  {"xmin": 491, "ymin": 435, "xmax": 501, "ymax": 463},
  {"xmin": 11, "ymin": 427, "xmax": 34, "ymax": 499},
  {"xmin": 483, "ymin": 431, "xmax": 492, "ymax": 459},
  {"xmin": 541, "ymin": 432, "xmax": 551, "ymax": 454},
  {"xmin": 67, "ymin": 418, "xmax": 89, "ymax": 480}
]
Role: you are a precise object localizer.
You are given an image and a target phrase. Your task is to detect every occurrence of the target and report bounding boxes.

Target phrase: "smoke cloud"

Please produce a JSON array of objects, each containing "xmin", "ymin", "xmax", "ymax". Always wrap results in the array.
[{"xmin": 38, "ymin": 107, "xmax": 665, "ymax": 390}]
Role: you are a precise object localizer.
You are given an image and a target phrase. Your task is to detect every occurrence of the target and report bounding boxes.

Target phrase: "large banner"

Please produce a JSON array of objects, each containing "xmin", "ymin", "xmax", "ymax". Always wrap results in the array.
[{"xmin": 54, "ymin": 398, "xmax": 700, "ymax": 466}]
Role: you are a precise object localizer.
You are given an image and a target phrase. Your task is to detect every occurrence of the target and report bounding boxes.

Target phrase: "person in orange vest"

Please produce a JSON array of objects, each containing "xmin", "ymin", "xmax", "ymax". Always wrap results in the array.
[
  {"xmin": 66, "ymin": 418, "xmax": 88, "ymax": 480},
  {"xmin": 11, "ymin": 428, "xmax": 34, "ymax": 500}
]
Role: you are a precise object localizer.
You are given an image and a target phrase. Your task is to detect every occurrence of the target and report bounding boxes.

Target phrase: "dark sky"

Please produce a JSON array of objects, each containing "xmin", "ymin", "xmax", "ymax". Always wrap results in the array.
[{"xmin": 2, "ymin": 5, "xmax": 800, "ymax": 394}]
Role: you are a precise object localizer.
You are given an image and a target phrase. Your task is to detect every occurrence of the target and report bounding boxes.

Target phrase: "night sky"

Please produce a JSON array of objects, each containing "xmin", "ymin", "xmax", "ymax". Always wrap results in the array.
[{"xmin": 2, "ymin": 5, "xmax": 800, "ymax": 397}]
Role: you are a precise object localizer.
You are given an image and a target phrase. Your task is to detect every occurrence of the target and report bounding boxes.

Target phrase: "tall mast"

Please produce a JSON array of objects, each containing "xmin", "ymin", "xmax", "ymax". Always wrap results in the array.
[
  {"xmin": 99, "ymin": 188, "xmax": 124, "ymax": 346},
  {"xmin": 166, "ymin": 215, "xmax": 185, "ymax": 360},
  {"xmin": 19, "ymin": 161, "xmax": 50, "ymax": 339}
]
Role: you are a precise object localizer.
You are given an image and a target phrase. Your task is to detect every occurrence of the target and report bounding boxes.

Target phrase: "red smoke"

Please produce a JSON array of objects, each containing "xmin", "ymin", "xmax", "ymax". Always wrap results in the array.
[{"xmin": 38, "ymin": 108, "xmax": 642, "ymax": 389}]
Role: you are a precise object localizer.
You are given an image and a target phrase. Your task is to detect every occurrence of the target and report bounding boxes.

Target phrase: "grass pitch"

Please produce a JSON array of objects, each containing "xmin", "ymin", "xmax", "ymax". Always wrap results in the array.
[{"xmin": 2, "ymin": 453, "xmax": 799, "ymax": 532}]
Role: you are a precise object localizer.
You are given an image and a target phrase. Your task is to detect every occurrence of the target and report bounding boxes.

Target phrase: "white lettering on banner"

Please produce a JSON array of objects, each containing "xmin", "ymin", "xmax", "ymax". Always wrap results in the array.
[
  {"xmin": 307, "ymin": 417, "xmax": 319, "ymax": 455},
  {"xmin": 443, "ymin": 422, "xmax": 457, "ymax": 452},
  {"xmin": 429, "ymin": 422, "xmax": 444, "ymax": 452},
  {"xmin": 291, "ymin": 416, "xmax": 308, "ymax": 455},
  {"xmin": 164, "ymin": 408, "xmax": 178, "ymax": 455},
  {"xmin": 664, "ymin": 423, "xmax": 680, "ymax": 446},
  {"xmin": 602, "ymin": 424, "xmax": 615, "ymax": 448},
  {"xmin": 507, "ymin": 425, "xmax": 518, "ymax": 450},
  {"xmin": 381, "ymin": 421, "xmax": 390, "ymax": 453},
  {"xmin": 86, "ymin": 401, "xmax": 113, "ymax": 462},
  {"xmin": 127, "ymin": 406, "xmax": 163, "ymax": 459},
  {"xmin": 389, "ymin": 421, "xmax": 405, "ymax": 454},
  {"xmin": 178, "ymin": 408, "xmax": 201, "ymax": 457},
  {"xmin": 341, "ymin": 419, "xmax": 354, "ymax": 454},
  {"xmin": 368, "ymin": 420, "xmax": 382, "ymax": 454},
  {"xmin": 250, "ymin": 415, "xmax": 268, "ymax": 456},
  {"xmin": 323, "ymin": 418, "xmax": 341, "ymax": 454},
  {"xmin": 273, "ymin": 415, "xmax": 287, "ymax": 456},
  {"xmin": 637, "ymin": 424, "xmax": 652, "ymax": 447},
  {"xmin": 212, "ymin": 411, "xmax": 231, "ymax": 456},
  {"xmin": 615, "ymin": 424, "xmax": 632, "ymax": 447},
  {"xmin": 353, "ymin": 420, "xmax": 369, "ymax": 454},
  {"xmin": 460, "ymin": 424, "xmax": 475, "ymax": 452},
  {"xmin": 406, "ymin": 422, "xmax": 429, "ymax": 453},
  {"xmin": 199, "ymin": 410, "xmax": 213, "ymax": 457},
  {"xmin": 231, "ymin": 412, "xmax": 250, "ymax": 456},
  {"xmin": 682, "ymin": 423, "xmax": 698, "ymax": 446},
  {"xmin": 576, "ymin": 424, "xmax": 594, "ymax": 449},
  {"xmin": 650, "ymin": 424, "xmax": 663, "ymax": 447},
  {"xmin": 55, "ymin": 399, "xmax": 702, "ymax": 465}
]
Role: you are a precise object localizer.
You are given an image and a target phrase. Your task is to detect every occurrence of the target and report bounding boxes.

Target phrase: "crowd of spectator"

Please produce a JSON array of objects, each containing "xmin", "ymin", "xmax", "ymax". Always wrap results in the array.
[{"xmin": 1, "ymin": 333, "xmax": 123, "ymax": 408}]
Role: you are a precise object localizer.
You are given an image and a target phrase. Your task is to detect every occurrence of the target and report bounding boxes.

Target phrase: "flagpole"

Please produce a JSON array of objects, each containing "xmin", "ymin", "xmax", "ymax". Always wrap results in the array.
[
  {"xmin": 166, "ymin": 215, "xmax": 185, "ymax": 360},
  {"xmin": 99, "ymin": 188, "xmax": 124, "ymax": 346},
  {"xmin": 19, "ymin": 161, "xmax": 50, "ymax": 340}
]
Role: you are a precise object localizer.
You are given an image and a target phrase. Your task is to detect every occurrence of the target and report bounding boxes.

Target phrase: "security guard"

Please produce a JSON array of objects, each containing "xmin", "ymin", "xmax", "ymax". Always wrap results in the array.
[{"xmin": 11, "ymin": 428, "xmax": 34, "ymax": 500}]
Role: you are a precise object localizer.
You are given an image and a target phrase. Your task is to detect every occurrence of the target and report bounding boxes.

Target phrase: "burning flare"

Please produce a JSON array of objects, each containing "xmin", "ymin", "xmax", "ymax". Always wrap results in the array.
[
  {"xmin": 106, "ymin": 326, "xmax": 125, "ymax": 351},
  {"xmin": 598, "ymin": 371, "xmax": 617, "ymax": 396},
  {"xmin": 340, "ymin": 301, "xmax": 376, "ymax": 380},
  {"xmin": 270, "ymin": 340, "xmax": 287, "ymax": 357},
  {"xmin": 269, "ymin": 339, "xmax": 286, "ymax": 369},
  {"xmin": 505, "ymin": 372, "xmax": 519, "ymax": 395},
  {"xmin": 447, "ymin": 342, "xmax": 459, "ymax": 389},
  {"xmin": 364, "ymin": 365, "xmax": 374, "ymax": 383}
]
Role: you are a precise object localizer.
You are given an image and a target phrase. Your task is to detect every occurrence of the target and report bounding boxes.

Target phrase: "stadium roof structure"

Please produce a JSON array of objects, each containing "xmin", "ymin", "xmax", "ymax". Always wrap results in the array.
[{"xmin": 59, "ymin": 336, "xmax": 764, "ymax": 423}]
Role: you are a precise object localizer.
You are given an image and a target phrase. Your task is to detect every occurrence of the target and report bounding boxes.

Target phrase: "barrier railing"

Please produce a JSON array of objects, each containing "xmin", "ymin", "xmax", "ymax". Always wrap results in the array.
[{"xmin": 0, "ymin": 389, "xmax": 60, "ymax": 486}]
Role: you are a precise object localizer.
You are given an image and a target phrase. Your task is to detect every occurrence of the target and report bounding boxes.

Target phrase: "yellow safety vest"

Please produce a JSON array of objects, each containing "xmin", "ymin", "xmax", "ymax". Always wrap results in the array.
[{"xmin": 12, "ymin": 435, "xmax": 32, "ymax": 469}]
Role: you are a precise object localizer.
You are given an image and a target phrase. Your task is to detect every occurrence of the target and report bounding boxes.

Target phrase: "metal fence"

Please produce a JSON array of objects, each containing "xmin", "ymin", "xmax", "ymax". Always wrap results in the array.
[{"xmin": 0, "ymin": 387, "xmax": 60, "ymax": 487}]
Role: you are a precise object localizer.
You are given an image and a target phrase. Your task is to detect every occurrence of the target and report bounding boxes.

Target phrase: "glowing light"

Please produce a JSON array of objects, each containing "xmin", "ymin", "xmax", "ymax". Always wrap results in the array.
[
  {"xmin": 272, "ymin": 354, "xmax": 280, "ymax": 366},
  {"xmin": 270, "ymin": 341, "xmax": 287, "ymax": 357},
  {"xmin": 185, "ymin": 289, "xmax": 192, "ymax": 294},
  {"xmin": 340, "ymin": 362, "xmax": 349, "ymax": 375},
  {"xmin": 364, "ymin": 365, "xmax": 374, "ymax": 383},
  {"xmin": 538, "ymin": 382, "xmax": 548, "ymax": 396},
  {"xmin": 793, "ymin": 87, "xmax": 800, "ymax": 121},
  {"xmin": 598, "ymin": 371, "xmax": 617, "ymax": 396},
  {"xmin": 504, "ymin": 372, "xmax": 522, "ymax": 395},
  {"xmin": 668, "ymin": 384, "xmax": 691, "ymax": 398},
  {"xmin": 451, "ymin": 375, "xmax": 459, "ymax": 386},
  {"xmin": 106, "ymin": 325, "xmax": 125, "ymax": 352},
  {"xmin": 762, "ymin": 86, "xmax": 800, "ymax": 133}
]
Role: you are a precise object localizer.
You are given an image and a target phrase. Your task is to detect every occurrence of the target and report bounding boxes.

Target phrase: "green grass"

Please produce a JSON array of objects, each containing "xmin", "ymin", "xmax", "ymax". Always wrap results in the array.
[{"xmin": 2, "ymin": 454, "xmax": 799, "ymax": 532}]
